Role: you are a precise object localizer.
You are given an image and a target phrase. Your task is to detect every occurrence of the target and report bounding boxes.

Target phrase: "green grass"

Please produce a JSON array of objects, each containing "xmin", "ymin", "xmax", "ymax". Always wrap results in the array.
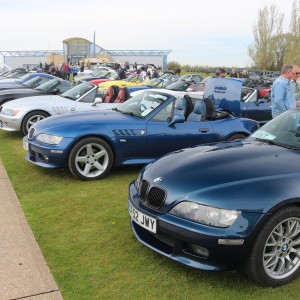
[{"xmin": 1, "ymin": 130, "xmax": 300, "ymax": 299}]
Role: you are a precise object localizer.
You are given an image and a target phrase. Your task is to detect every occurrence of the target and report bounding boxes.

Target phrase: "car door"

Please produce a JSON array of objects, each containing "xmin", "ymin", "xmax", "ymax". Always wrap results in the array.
[
  {"xmin": 146, "ymin": 98, "xmax": 213, "ymax": 157},
  {"xmin": 72, "ymin": 87, "xmax": 114, "ymax": 111},
  {"xmin": 240, "ymin": 87, "xmax": 272, "ymax": 124}
]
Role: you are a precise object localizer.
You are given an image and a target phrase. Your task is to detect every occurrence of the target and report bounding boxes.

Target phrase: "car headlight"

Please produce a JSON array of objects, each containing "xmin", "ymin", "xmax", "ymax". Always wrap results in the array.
[
  {"xmin": 2, "ymin": 108, "xmax": 22, "ymax": 116},
  {"xmin": 169, "ymin": 201, "xmax": 240, "ymax": 228},
  {"xmin": 36, "ymin": 133, "xmax": 63, "ymax": 145}
]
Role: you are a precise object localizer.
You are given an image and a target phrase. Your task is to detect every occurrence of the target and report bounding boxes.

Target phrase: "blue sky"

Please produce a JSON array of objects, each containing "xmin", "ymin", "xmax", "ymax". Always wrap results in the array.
[{"xmin": 0, "ymin": 0, "xmax": 294, "ymax": 68}]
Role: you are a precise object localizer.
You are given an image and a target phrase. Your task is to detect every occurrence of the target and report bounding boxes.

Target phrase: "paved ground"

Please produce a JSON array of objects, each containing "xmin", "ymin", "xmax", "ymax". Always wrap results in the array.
[{"xmin": 0, "ymin": 160, "xmax": 63, "ymax": 299}]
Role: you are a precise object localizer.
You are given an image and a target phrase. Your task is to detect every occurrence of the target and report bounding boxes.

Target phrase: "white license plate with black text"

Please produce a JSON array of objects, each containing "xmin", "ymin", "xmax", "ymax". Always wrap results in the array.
[{"xmin": 129, "ymin": 202, "xmax": 157, "ymax": 233}]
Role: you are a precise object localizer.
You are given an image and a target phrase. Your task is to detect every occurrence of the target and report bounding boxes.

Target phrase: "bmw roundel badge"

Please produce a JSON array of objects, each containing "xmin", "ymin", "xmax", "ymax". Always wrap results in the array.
[{"xmin": 153, "ymin": 177, "xmax": 162, "ymax": 183}]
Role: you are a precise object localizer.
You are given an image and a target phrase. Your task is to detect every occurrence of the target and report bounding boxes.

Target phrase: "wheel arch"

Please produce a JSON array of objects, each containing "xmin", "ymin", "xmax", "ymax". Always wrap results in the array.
[
  {"xmin": 226, "ymin": 132, "xmax": 248, "ymax": 140},
  {"xmin": 241, "ymin": 199, "xmax": 300, "ymax": 265},
  {"xmin": 20, "ymin": 109, "xmax": 52, "ymax": 135},
  {"xmin": 21, "ymin": 109, "xmax": 51, "ymax": 125},
  {"xmin": 66, "ymin": 134, "xmax": 116, "ymax": 166},
  {"xmin": 0, "ymin": 97, "xmax": 15, "ymax": 105}
]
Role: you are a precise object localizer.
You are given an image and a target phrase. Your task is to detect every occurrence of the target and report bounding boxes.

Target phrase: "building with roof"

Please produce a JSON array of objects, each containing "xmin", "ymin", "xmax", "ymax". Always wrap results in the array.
[{"xmin": 0, "ymin": 37, "xmax": 171, "ymax": 70}]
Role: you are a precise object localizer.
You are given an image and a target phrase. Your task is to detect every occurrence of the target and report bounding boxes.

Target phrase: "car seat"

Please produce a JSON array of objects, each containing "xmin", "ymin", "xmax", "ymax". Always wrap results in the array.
[
  {"xmin": 103, "ymin": 86, "xmax": 114, "ymax": 103},
  {"xmin": 187, "ymin": 100, "xmax": 206, "ymax": 121},
  {"xmin": 114, "ymin": 87, "xmax": 130, "ymax": 103},
  {"xmin": 111, "ymin": 85, "xmax": 120, "ymax": 101},
  {"xmin": 114, "ymin": 89, "xmax": 126, "ymax": 103},
  {"xmin": 173, "ymin": 97, "xmax": 188, "ymax": 118},
  {"xmin": 203, "ymin": 98, "xmax": 217, "ymax": 120}
]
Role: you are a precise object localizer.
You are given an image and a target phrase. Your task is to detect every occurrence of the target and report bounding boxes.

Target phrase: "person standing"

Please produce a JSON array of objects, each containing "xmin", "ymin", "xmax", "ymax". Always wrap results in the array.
[
  {"xmin": 205, "ymin": 66, "xmax": 209, "ymax": 76},
  {"xmin": 230, "ymin": 68, "xmax": 238, "ymax": 78},
  {"xmin": 215, "ymin": 68, "xmax": 227, "ymax": 78},
  {"xmin": 72, "ymin": 64, "xmax": 78, "ymax": 77},
  {"xmin": 240, "ymin": 69, "xmax": 249, "ymax": 78},
  {"xmin": 290, "ymin": 65, "xmax": 300, "ymax": 107},
  {"xmin": 151, "ymin": 67, "xmax": 159, "ymax": 79},
  {"xmin": 140, "ymin": 67, "xmax": 147, "ymax": 81},
  {"xmin": 80, "ymin": 62, "xmax": 84, "ymax": 73},
  {"xmin": 118, "ymin": 66, "xmax": 126, "ymax": 80},
  {"xmin": 271, "ymin": 64, "xmax": 295, "ymax": 118}
]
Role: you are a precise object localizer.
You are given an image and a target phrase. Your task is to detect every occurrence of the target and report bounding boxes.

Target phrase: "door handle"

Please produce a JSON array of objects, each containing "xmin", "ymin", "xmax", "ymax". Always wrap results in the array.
[{"xmin": 199, "ymin": 128, "xmax": 210, "ymax": 133}]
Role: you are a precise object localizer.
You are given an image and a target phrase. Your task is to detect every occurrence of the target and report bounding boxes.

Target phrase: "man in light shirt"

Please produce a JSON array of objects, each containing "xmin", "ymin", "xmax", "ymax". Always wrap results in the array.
[
  {"xmin": 271, "ymin": 64, "xmax": 295, "ymax": 118},
  {"xmin": 290, "ymin": 65, "xmax": 300, "ymax": 107}
]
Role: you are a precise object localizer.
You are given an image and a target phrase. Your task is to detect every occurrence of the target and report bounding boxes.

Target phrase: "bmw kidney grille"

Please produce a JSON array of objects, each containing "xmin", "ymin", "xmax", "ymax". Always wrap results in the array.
[{"xmin": 138, "ymin": 180, "xmax": 166, "ymax": 209}]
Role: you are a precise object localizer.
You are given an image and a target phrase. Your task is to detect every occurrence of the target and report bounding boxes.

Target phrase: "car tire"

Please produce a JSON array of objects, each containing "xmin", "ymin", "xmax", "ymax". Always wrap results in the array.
[
  {"xmin": 21, "ymin": 110, "xmax": 50, "ymax": 136},
  {"xmin": 68, "ymin": 137, "xmax": 113, "ymax": 181},
  {"xmin": 227, "ymin": 134, "xmax": 246, "ymax": 141},
  {"xmin": 244, "ymin": 205, "xmax": 300, "ymax": 286}
]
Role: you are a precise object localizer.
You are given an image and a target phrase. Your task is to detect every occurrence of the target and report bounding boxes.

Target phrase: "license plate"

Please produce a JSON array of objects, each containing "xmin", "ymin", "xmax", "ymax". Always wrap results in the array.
[
  {"xmin": 129, "ymin": 202, "xmax": 157, "ymax": 233},
  {"xmin": 23, "ymin": 140, "xmax": 28, "ymax": 151}
]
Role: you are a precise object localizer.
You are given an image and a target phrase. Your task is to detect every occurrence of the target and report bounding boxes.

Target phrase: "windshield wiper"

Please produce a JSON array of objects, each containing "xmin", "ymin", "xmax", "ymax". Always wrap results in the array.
[
  {"xmin": 255, "ymin": 138, "xmax": 300, "ymax": 150},
  {"xmin": 121, "ymin": 111, "xmax": 135, "ymax": 116},
  {"xmin": 255, "ymin": 138, "xmax": 276, "ymax": 145}
]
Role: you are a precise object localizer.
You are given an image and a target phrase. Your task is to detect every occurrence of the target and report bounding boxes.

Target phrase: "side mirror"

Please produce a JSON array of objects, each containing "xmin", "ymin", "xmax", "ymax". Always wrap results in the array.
[
  {"xmin": 52, "ymin": 88, "xmax": 60, "ymax": 94},
  {"xmin": 168, "ymin": 114, "xmax": 185, "ymax": 127},
  {"xmin": 93, "ymin": 97, "xmax": 103, "ymax": 106},
  {"xmin": 92, "ymin": 97, "xmax": 103, "ymax": 106}
]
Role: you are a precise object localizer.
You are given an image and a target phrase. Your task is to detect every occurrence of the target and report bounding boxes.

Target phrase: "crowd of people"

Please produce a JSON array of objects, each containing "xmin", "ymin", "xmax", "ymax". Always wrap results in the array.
[
  {"xmin": 114, "ymin": 61, "xmax": 165, "ymax": 81},
  {"xmin": 33, "ymin": 61, "xmax": 82, "ymax": 81},
  {"xmin": 34, "ymin": 60, "xmax": 168, "ymax": 83},
  {"xmin": 28, "ymin": 60, "xmax": 300, "ymax": 117}
]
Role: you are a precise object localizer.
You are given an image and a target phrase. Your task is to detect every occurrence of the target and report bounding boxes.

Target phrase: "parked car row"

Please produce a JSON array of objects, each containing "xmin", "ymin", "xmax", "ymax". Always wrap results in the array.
[{"xmin": 3, "ymin": 73, "xmax": 300, "ymax": 287}]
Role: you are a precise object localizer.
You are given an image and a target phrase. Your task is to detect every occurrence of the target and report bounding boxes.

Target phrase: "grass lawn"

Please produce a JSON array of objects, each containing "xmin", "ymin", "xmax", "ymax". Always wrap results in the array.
[{"xmin": 1, "ymin": 130, "xmax": 300, "ymax": 299}]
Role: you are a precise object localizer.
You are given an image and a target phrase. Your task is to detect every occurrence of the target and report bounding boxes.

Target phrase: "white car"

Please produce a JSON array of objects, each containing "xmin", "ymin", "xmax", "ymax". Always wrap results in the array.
[
  {"xmin": 0, "ymin": 82, "xmax": 117, "ymax": 136},
  {"xmin": 130, "ymin": 87, "xmax": 204, "ymax": 101}
]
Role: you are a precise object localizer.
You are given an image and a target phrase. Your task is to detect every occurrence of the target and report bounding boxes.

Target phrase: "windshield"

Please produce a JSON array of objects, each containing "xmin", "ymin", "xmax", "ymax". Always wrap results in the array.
[
  {"xmin": 35, "ymin": 78, "xmax": 62, "ymax": 91},
  {"xmin": 102, "ymin": 71, "xmax": 117, "ymax": 79},
  {"xmin": 159, "ymin": 72, "xmax": 173, "ymax": 80},
  {"xmin": 166, "ymin": 81, "xmax": 190, "ymax": 91},
  {"xmin": 22, "ymin": 76, "xmax": 42, "ymax": 87},
  {"xmin": 124, "ymin": 74, "xmax": 136, "ymax": 82},
  {"xmin": 250, "ymin": 110, "xmax": 300, "ymax": 149},
  {"xmin": 61, "ymin": 82, "xmax": 95, "ymax": 100},
  {"xmin": 115, "ymin": 90, "xmax": 169, "ymax": 118},
  {"xmin": 17, "ymin": 73, "xmax": 33, "ymax": 83},
  {"xmin": 144, "ymin": 78, "xmax": 164, "ymax": 87},
  {"xmin": 6, "ymin": 71, "xmax": 19, "ymax": 78}
]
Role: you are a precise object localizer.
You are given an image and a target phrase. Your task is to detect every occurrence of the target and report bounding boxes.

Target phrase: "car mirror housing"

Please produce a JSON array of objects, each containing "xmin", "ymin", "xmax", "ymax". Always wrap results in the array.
[{"xmin": 92, "ymin": 97, "xmax": 103, "ymax": 106}]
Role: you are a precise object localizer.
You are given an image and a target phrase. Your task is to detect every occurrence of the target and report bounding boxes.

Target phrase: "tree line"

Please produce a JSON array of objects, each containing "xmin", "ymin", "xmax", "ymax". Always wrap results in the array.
[
  {"xmin": 168, "ymin": 0, "xmax": 300, "ymax": 73},
  {"xmin": 248, "ymin": 0, "xmax": 300, "ymax": 71}
]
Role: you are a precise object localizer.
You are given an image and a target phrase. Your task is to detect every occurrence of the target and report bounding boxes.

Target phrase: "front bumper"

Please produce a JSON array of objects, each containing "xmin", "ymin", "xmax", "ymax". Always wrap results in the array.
[
  {"xmin": 128, "ymin": 181, "xmax": 264, "ymax": 271},
  {"xmin": 0, "ymin": 114, "xmax": 23, "ymax": 132},
  {"xmin": 23, "ymin": 136, "xmax": 74, "ymax": 169}
]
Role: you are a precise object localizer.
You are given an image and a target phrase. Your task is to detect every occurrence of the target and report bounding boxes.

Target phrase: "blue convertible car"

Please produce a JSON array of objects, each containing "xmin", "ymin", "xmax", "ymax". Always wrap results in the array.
[
  {"xmin": 23, "ymin": 78, "xmax": 259, "ymax": 181},
  {"xmin": 129, "ymin": 108, "xmax": 300, "ymax": 287}
]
